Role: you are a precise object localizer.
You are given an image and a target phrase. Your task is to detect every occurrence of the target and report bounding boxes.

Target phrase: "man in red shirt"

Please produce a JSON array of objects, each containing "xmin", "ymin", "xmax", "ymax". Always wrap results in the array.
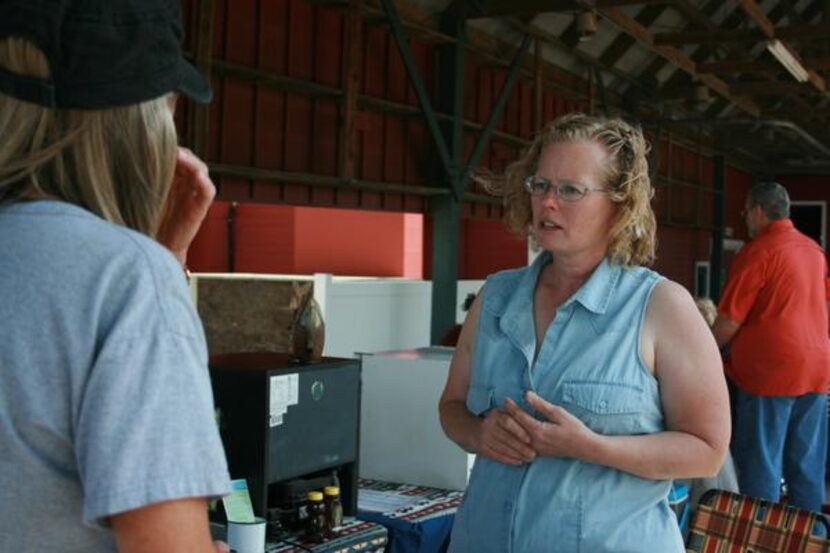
[{"xmin": 712, "ymin": 182, "xmax": 830, "ymax": 511}]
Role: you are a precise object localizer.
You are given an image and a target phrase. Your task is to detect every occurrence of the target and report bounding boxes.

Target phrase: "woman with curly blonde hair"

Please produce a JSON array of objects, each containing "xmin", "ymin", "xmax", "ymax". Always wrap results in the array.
[{"xmin": 440, "ymin": 113, "xmax": 730, "ymax": 552}]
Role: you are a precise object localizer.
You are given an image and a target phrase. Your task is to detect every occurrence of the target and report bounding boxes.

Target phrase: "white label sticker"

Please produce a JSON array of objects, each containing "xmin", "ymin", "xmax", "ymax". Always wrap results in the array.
[{"xmin": 269, "ymin": 376, "xmax": 289, "ymax": 427}]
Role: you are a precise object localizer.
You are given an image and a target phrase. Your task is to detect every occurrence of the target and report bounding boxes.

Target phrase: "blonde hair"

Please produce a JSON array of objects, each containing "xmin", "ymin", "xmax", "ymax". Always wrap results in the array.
[
  {"xmin": 0, "ymin": 37, "xmax": 177, "ymax": 236},
  {"xmin": 484, "ymin": 113, "xmax": 656, "ymax": 266},
  {"xmin": 694, "ymin": 297, "xmax": 717, "ymax": 327}
]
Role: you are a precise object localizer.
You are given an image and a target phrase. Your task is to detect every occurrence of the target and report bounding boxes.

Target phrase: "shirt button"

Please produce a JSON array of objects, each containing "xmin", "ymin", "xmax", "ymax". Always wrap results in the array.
[{"xmin": 599, "ymin": 400, "xmax": 608, "ymax": 410}]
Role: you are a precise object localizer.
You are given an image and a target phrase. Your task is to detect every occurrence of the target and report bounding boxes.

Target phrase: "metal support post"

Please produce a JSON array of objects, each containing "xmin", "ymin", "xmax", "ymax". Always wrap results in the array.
[
  {"xmin": 429, "ymin": 9, "xmax": 467, "ymax": 344},
  {"xmin": 710, "ymin": 154, "xmax": 726, "ymax": 302}
]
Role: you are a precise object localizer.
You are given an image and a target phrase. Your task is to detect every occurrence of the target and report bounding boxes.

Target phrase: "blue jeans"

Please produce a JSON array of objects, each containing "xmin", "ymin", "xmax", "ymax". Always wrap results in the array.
[{"xmin": 732, "ymin": 389, "xmax": 828, "ymax": 512}]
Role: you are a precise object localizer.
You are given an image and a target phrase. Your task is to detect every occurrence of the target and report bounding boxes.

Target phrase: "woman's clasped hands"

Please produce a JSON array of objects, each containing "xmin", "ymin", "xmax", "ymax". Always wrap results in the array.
[{"xmin": 476, "ymin": 391, "xmax": 594, "ymax": 465}]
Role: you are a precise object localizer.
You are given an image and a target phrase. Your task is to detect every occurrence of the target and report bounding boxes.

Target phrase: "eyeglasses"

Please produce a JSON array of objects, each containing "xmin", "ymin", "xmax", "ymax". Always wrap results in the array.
[{"xmin": 523, "ymin": 176, "xmax": 608, "ymax": 202}]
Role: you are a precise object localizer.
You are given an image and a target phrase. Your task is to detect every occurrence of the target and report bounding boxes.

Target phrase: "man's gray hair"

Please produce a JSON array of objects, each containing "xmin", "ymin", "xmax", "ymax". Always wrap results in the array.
[{"xmin": 748, "ymin": 181, "xmax": 790, "ymax": 220}]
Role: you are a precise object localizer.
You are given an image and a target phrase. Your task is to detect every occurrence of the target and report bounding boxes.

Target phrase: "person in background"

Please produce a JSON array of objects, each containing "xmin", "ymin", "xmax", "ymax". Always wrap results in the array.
[
  {"xmin": 712, "ymin": 182, "xmax": 830, "ymax": 512},
  {"xmin": 0, "ymin": 1, "xmax": 230, "ymax": 551},
  {"xmin": 439, "ymin": 113, "xmax": 730, "ymax": 552},
  {"xmin": 686, "ymin": 298, "xmax": 740, "ymax": 506},
  {"xmin": 694, "ymin": 297, "xmax": 718, "ymax": 327}
]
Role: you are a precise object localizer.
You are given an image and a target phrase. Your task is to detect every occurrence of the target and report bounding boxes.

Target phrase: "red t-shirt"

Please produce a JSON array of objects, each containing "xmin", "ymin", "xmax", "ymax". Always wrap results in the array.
[{"xmin": 718, "ymin": 219, "xmax": 830, "ymax": 396}]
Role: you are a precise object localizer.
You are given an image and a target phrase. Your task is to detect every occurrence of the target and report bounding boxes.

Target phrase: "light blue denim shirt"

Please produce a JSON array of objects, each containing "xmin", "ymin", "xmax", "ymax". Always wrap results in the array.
[{"xmin": 448, "ymin": 252, "xmax": 684, "ymax": 553}]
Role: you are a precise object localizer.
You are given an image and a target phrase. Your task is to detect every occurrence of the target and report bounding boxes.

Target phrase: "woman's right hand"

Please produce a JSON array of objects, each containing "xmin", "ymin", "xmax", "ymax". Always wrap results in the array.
[
  {"xmin": 156, "ymin": 147, "xmax": 216, "ymax": 267},
  {"xmin": 475, "ymin": 408, "xmax": 537, "ymax": 465}
]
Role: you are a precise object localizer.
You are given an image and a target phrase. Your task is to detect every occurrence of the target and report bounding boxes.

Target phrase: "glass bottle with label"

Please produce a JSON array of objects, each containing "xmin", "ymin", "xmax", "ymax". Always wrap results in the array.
[
  {"xmin": 323, "ymin": 486, "xmax": 343, "ymax": 537},
  {"xmin": 305, "ymin": 491, "xmax": 326, "ymax": 543}
]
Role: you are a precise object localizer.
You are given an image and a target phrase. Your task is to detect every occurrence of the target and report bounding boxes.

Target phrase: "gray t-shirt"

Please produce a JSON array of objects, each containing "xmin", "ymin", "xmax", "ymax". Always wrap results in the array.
[{"xmin": 0, "ymin": 200, "xmax": 230, "ymax": 551}]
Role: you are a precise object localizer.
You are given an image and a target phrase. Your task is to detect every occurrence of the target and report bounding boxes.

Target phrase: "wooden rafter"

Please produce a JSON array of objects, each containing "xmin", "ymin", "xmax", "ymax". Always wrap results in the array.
[
  {"xmin": 597, "ymin": 4, "xmax": 667, "ymax": 69},
  {"xmin": 665, "ymin": 0, "xmax": 724, "ymax": 31},
  {"xmin": 636, "ymin": 0, "xmax": 729, "ymax": 90}
]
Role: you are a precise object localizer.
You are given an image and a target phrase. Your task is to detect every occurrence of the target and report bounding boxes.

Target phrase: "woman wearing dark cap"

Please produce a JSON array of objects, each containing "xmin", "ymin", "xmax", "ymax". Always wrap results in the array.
[
  {"xmin": 439, "ymin": 114, "xmax": 730, "ymax": 551},
  {"xmin": 0, "ymin": 1, "xmax": 230, "ymax": 551}
]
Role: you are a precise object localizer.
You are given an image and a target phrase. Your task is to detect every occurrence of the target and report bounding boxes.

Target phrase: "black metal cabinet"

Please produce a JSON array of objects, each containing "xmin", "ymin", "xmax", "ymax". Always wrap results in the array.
[{"xmin": 209, "ymin": 353, "xmax": 360, "ymax": 518}]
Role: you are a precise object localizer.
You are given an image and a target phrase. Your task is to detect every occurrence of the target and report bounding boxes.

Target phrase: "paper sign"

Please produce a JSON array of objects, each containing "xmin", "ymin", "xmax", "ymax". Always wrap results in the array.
[
  {"xmin": 223, "ymin": 479, "xmax": 256, "ymax": 523},
  {"xmin": 270, "ymin": 374, "xmax": 300, "ymax": 426},
  {"xmin": 269, "ymin": 376, "xmax": 287, "ymax": 427}
]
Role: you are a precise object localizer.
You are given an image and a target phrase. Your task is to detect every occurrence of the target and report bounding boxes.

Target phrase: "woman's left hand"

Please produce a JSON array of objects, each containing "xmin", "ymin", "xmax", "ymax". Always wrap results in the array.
[
  {"xmin": 504, "ymin": 391, "xmax": 595, "ymax": 460},
  {"xmin": 156, "ymin": 147, "xmax": 216, "ymax": 267}
]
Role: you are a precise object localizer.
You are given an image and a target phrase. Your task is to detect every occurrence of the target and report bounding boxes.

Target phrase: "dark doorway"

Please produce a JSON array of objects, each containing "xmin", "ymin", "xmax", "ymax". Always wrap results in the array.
[{"xmin": 790, "ymin": 202, "xmax": 825, "ymax": 248}]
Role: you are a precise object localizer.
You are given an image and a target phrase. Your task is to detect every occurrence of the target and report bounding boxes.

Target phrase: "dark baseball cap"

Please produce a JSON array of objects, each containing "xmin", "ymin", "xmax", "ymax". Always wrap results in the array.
[{"xmin": 0, "ymin": 0, "xmax": 211, "ymax": 109}]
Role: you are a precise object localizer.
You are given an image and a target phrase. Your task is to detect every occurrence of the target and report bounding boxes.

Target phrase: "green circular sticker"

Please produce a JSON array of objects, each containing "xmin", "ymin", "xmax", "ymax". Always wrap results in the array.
[{"xmin": 311, "ymin": 380, "xmax": 325, "ymax": 401}]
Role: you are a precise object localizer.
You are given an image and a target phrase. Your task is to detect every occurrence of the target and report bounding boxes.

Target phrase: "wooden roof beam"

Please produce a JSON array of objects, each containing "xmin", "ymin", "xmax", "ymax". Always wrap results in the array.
[
  {"xmin": 575, "ymin": 2, "xmax": 761, "ymax": 117},
  {"xmin": 664, "ymin": 0, "xmax": 722, "ymax": 32},
  {"xmin": 596, "ymin": 4, "xmax": 668, "ymax": 69},
  {"xmin": 738, "ymin": 0, "xmax": 825, "ymax": 92}
]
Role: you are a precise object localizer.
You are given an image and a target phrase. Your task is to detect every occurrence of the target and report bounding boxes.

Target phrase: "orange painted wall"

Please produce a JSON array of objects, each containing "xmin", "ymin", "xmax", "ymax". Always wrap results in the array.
[
  {"xmin": 293, "ymin": 207, "xmax": 421, "ymax": 277},
  {"xmin": 187, "ymin": 202, "xmax": 423, "ymax": 277},
  {"xmin": 402, "ymin": 214, "xmax": 424, "ymax": 279}
]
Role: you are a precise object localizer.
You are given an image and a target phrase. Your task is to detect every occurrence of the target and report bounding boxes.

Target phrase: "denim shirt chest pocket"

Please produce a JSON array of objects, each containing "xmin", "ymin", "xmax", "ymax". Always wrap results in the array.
[
  {"xmin": 561, "ymin": 380, "xmax": 645, "ymax": 435},
  {"xmin": 466, "ymin": 384, "xmax": 495, "ymax": 415},
  {"xmin": 467, "ymin": 384, "xmax": 530, "ymax": 416}
]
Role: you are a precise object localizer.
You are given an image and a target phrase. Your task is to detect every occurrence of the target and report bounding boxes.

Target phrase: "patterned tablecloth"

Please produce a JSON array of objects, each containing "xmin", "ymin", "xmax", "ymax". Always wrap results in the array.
[
  {"xmin": 213, "ymin": 518, "xmax": 388, "ymax": 553},
  {"xmin": 357, "ymin": 479, "xmax": 463, "ymax": 553}
]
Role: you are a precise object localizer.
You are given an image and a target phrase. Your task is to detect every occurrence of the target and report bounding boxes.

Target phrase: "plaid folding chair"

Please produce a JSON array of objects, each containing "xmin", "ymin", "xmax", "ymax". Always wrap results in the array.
[{"xmin": 686, "ymin": 489, "xmax": 830, "ymax": 553}]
